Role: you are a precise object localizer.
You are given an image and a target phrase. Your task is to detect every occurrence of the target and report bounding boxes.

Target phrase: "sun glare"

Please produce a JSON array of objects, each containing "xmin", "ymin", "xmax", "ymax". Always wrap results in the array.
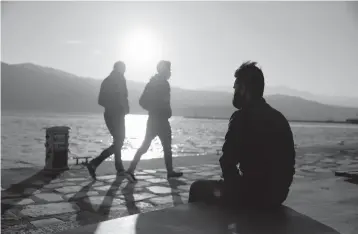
[{"xmin": 118, "ymin": 28, "xmax": 163, "ymax": 71}]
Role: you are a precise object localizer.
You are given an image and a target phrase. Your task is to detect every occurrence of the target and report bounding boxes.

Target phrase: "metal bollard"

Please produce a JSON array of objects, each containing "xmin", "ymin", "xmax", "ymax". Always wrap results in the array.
[{"xmin": 44, "ymin": 126, "xmax": 70, "ymax": 173}]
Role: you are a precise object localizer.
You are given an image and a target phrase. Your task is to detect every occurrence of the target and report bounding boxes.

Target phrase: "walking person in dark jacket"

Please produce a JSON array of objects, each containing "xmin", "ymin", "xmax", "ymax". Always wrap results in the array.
[
  {"xmin": 188, "ymin": 61, "xmax": 296, "ymax": 210},
  {"xmin": 126, "ymin": 60, "xmax": 183, "ymax": 181},
  {"xmin": 86, "ymin": 61, "xmax": 130, "ymax": 180}
]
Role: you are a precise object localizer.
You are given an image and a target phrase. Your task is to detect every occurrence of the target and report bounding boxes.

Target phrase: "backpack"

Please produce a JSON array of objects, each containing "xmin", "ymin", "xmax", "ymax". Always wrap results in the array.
[{"xmin": 139, "ymin": 83, "xmax": 152, "ymax": 111}]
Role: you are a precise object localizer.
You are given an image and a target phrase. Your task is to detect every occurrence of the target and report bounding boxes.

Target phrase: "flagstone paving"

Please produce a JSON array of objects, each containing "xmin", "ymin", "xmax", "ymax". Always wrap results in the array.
[
  {"xmin": 1, "ymin": 147, "xmax": 358, "ymax": 234},
  {"xmin": 1, "ymin": 164, "xmax": 217, "ymax": 233}
]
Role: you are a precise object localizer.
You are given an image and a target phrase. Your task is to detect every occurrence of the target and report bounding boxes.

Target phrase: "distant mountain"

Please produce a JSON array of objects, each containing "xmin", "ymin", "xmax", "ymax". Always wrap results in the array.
[
  {"xmin": 2, "ymin": 62, "xmax": 358, "ymax": 121},
  {"xmin": 265, "ymin": 86, "xmax": 358, "ymax": 108},
  {"xmin": 202, "ymin": 85, "xmax": 358, "ymax": 108}
]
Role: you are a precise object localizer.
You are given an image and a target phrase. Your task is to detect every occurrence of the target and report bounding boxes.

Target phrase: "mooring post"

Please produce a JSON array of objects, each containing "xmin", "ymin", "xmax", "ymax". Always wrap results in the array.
[{"xmin": 44, "ymin": 126, "xmax": 71, "ymax": 173}]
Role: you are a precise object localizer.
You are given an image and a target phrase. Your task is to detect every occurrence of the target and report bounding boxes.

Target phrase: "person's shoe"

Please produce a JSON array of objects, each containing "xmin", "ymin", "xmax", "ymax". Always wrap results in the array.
[
  {"xmin": 116, "ymin": 171, "xmax": 137, "ymax": 183},
  {"xmin": 86, "ymin": 163, "xmax": 97, "ymax": 180},
  {"xmin": 116, "ymin": 170, "xmax": 126, "ymax": 177},
  {"xmin": 167, "ymin": 171, "xmax": 183, "ymax": 178},
  {"xmin": 126, "ymin": 171, "xmax": 137, "ymax": 183}
]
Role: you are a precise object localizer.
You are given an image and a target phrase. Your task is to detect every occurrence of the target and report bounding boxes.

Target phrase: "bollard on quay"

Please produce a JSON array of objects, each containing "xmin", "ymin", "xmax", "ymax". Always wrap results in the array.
[{"xmin": 44, "ymin": 126, "xmax": 71, "ymax": 173}]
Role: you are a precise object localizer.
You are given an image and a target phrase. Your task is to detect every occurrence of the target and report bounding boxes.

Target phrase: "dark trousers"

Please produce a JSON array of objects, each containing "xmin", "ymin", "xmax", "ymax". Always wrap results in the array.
[
  {"xmin": 189, "ymin": 179, "xmax": 286, "ymax": 210},
  {"xmin": 90, "ymin": 111, "xmax": 125, "ymax": 172},
  {"xmin": 188, "ymin": 179, "xmax": 240, "ymax": 208},
  {"xmin": 128, "ymin": 116, "xmax": 173, "ymax": 172}
]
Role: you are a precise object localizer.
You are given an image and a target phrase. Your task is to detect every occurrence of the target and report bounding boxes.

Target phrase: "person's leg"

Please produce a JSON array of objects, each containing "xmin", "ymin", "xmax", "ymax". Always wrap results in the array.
[
  {"xmin": 112, "ymin": 114, "xmax": 125, "ymax": 173},
  {"xmin": 188, "ymin": 180, "xmax": 224, "ymax": 204},
  {"xmin": 127, "ymin": 116, "xmax": 155, "ymax": 176},
  {"xmin": 157, "ymin": 119, "xmax": 183, "ymax": 178},
  {"xmin": 158, "ymin": 119, "xmax": 173, "ymax": 172},
  {"xmin": 87, "ymin": 111, "xmax": 116, "ymax": 179},
  {"xmin": 89, "ymin": 145, "xmax": 115, "ymax": 168}
]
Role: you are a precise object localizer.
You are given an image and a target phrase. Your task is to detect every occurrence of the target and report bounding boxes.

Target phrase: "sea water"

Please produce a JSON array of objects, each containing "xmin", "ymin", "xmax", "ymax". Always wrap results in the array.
[{"xmin": 2, "ymin": 111, "xmax": 358, "ymax": 169}]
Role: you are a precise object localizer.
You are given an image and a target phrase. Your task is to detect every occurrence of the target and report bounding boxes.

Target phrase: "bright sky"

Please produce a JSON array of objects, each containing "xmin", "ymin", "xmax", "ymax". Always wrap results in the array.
[{"xmin": 2, "ymin": 1, "xmax": 358, "ymax": 97}]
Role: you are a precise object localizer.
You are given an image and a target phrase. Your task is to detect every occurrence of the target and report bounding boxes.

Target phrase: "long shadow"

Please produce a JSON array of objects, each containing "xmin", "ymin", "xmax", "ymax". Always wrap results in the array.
[
  {"xmin": 1, "ymin": 169, "xmax": 62, "ymax": 214},
  {"xmin": 70, "ymin": 176, "xmax": 125, "ymax": 226},
  {"xmin": 64, "ymin": 177, "xmax": 188, "ymax": 232},
  {"xmin": 68, "ymin": 180, "xmax": 96, "ymax": 226},
  {"xmin": 122, "ymin": 182, "xmax": 140, "ymax": 215},
  {"xmin": 58, "ymin": 173, "xmax": 340, "ymax": 234},
  {"xmin": 167, "ymin": 178, "xmax": 186, "ymax": 206},
  {"xmin": 96, "ymin": 176, "xmax": 125, "ymax": 218}
]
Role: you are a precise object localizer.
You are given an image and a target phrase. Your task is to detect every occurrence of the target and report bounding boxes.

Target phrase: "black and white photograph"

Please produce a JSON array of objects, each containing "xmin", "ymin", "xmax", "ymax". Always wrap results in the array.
[{"xmin": 1, "ymin": 1, "xmax": 358, "ymax": 233}]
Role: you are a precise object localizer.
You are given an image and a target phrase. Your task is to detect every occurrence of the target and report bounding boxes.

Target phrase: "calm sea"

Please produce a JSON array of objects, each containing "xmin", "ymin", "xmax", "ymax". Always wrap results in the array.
[{"xmin": 2, "ymin": 111, "xmax": 358, "ymax": 169}]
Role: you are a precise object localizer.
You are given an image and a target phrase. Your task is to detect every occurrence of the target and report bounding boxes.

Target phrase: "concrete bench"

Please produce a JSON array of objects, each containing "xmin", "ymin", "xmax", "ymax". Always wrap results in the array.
[
  {"xmin": 72, "ymin": 156, "xmax": 91, "ymax": 165},
  {"xmin": 58, "ymin": 203, "xmax": 339, "ymax": 234}
]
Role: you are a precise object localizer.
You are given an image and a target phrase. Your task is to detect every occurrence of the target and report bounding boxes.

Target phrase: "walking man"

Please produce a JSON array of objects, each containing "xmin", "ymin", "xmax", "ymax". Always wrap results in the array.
[
  {"xmin": 86, "ymin": 61, "xmax": 130, "ymax": 180},
  {"xmin": 126, "ymin": 60, "xmax": 183, "ymax": 181}
]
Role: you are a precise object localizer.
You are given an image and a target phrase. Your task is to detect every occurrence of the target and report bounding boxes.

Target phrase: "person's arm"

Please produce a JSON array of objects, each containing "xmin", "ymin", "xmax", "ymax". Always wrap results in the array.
[
  {"xmin": 139, "ymin": 82, "xmax": 152, "ymax": 110},
  {"xmin": 118, "ymin": 78, "xmax": 129, "ymax": 114},
  {"xmin": 219, "ymin": 111, "xmax": 243, "ymax": 182},
  {"xmin": 162, "ymin": 82, "xmax": 172, "ymax": 118},
  {"xmin": 280, "ymin": 117, "xmax": 296, "ymax": 179},
  {"xmin": 98, "ymin": 81, "xmax": 108, "ymax": 108}
]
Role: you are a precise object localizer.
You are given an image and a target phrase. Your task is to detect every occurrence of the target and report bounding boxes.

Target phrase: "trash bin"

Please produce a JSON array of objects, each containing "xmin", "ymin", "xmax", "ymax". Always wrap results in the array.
[{"xmin": 44, "ymin": 126, "xmax": 70, "ymax": 172}]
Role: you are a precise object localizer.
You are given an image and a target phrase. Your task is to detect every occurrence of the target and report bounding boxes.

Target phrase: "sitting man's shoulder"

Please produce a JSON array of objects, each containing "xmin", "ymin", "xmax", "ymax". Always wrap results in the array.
[
  {"xmin": 264, "ymin": 104, "xmax": 291, "ymax": 129},
  {"xmin": 268, "ymin": 105, "xmax": 288, "ymax": 121},
  {"xmin": 228, "ymin": 110, "xmax": 246, "ymax": 128},
  {"xmin": 229, "ymin": 110, "xmax": 242, "ymax": 121}
]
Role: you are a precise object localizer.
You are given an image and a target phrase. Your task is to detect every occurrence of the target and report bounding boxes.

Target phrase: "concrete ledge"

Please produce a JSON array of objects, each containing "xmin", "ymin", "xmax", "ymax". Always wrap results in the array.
[{"xmin": 58, "ymin": 203, "xmax": 339, "ymax": 234}]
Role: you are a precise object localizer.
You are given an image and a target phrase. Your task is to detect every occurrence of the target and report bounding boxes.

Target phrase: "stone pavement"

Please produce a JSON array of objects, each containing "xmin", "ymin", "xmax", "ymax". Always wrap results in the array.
[
  {"xmin": 1, "ymin": 164, "xmax": 220, "ymax": 234},
  {"xmin": 1, "ymin": 146, "xmax": 358, "ymax": 234}
]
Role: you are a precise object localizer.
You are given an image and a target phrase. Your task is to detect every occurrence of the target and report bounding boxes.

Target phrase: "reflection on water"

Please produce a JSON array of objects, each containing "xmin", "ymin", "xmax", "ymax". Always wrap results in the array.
[{"xmin": 1, "ymin": 111, "xmax": 358, "ymax": 169}]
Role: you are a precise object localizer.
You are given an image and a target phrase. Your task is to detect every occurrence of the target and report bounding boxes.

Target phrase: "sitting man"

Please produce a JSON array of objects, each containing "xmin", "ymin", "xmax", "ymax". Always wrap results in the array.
[{"xmin": 188, "ymin": 61, "xmax": 296, "ymax": 210}]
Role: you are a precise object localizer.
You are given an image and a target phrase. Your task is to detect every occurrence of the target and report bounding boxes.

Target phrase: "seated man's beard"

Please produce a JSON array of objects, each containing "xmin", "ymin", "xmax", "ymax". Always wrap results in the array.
[{"xmin": 232, "ymin": 92, "xmax": 244, "ymax": 110}]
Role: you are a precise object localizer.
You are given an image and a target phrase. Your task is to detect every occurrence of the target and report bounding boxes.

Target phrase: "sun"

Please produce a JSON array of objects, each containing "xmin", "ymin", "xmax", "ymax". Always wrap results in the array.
[{"xmin": 118, "ymin": 28, "xmax": 163, "ymax": 71}]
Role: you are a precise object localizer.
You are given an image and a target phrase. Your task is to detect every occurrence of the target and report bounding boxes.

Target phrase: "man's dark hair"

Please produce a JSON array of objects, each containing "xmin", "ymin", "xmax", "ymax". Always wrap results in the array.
[{"xmin": 234, "ymin": 61, "xmax": 265, "ymax": 99}]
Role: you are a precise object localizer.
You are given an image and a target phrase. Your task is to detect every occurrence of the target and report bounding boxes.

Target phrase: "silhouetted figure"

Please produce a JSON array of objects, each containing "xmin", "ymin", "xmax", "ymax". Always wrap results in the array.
[
  {"xmin": 188, "ymin": 61, "xmax": 296, "ymax": 209},
  {"xmin": 86, "ymin": 61, "xmax": 130, "ymax": 180},
  {"xmin": 126, "ymin": 61, "xmax": 183, "ymax": 181}
]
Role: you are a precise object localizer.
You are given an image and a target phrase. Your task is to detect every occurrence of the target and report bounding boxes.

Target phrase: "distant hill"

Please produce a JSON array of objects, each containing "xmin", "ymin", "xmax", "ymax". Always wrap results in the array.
[
  {"xmin": 202, "ymin": 85, "xmax": 358, "ymax": 108},
  {"xmin": 1, "ymin": 62, "xmax": 358, "ymax": 121},
  {"xmin": 265, "ymin": 86, "xmax": 358, "ymax": 108}
]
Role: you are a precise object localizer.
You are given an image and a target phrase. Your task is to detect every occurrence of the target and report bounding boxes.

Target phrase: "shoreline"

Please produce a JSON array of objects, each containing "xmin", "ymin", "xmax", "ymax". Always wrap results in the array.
[
  {"xmin": 2, "ymin": 110, "xmax": 357, "ymax": 124},
  {"xmin": 183, "ymin": 116, "xmax": 358, "ymax": 124},
  {"xmin": 2, "ymin": 142, "xmax": 357, "ymax": 170}
]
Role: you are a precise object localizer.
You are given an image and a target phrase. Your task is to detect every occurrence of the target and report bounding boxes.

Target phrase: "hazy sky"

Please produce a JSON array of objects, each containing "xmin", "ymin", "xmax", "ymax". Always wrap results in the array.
[{"xmin": 2, "ymin": 1, "xmax": 358, "ymax": 97}]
